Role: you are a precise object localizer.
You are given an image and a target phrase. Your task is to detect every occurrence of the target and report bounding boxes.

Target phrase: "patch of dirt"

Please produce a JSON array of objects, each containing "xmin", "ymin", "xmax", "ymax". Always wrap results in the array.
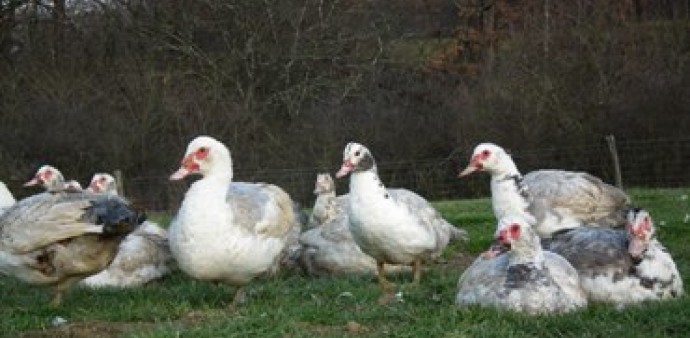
[
  {"xmin": 443, "ymin": 251, "xmax": 477, "ymax": 270},
  {"xmin": 20, "ymin": 309, "xmax": 233, "ymax": 338},
  {"xmin": 290, "ymin": 320, "xmax": 372, "ymax": 337},
  {"xmin": 345, "ymin": 320, "xmax": 370, "ymax": 334},
  {"xmin": 20, "ymin": 321, "xmax": 157, "ymax": 338}
]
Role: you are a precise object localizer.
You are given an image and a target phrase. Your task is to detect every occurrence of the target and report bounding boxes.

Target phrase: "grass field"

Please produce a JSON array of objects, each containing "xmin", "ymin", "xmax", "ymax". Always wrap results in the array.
[{"xmin": 2, "ymin": 188, "xmax": 689, "ymax": 338}]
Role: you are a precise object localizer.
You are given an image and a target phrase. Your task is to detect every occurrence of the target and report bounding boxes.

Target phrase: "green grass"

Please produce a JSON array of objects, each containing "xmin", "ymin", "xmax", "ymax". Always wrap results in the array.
[{"xmin": 2, "ymin": 188, "xmax": 689, "ymax": 338}]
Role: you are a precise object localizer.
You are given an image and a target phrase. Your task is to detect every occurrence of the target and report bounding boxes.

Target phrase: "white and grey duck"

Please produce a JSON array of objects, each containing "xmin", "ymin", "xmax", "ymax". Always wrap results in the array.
[
  {"xmin": 459, "ymin": 143, "xmax": 630, "ymax": 238},
  {"xmin": 297, "ymin": 173, "xmax": 408, "ymax": 276},
  {"xmin": 168, "ymin": 136, "xmax": 301, "ymax": 305},
  {"xmin": 307, "ymin": 173, "xmax": 348, "ymax": 228},
  {"xmin": 80, "ymin": 173, "xmax": 172, "ymax": 288},
  {"xmin": 0, "ymin": 165, "xmax": 143, "ymax": 306},
  {"xmin": 336, "ymin": 142, "xmax": 468, "ymax": 303},
  {"xmin": 456, "ymin": 215, "xmax": 587, "ymax": 315},
  {"xmin": 543, "ymin": 208, "xmax": 683, "ymax": 307}
]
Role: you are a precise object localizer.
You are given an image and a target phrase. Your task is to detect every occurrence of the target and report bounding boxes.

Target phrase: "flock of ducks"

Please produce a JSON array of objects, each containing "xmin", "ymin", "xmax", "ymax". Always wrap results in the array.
[{"xmin": 0, "ymin": 136, "xmax": 683, "ymax": 315}]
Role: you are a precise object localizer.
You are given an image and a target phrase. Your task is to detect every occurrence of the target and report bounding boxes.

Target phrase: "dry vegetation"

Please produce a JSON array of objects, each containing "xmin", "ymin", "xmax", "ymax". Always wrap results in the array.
[{"xmin": 0, "ymin": 0, "xmax": 688, "ymax": 205}]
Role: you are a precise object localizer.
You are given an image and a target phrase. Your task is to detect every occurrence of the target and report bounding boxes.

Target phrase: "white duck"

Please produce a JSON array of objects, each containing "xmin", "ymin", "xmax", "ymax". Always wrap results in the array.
[
  {"xmin": 80, "ymin": 173, "xmax": 172, "ymax": 288},
  {"xmin": 0, "ymin": 180, "xmax": 16, "ymax": 213},
  {"xmin": 459, "ymin": 143, "xmax": 630, "ymax": 237},
  {"xmin": 336, "ymin": 142, "xmax": 468, "ymax": 301},
  {"xmin": 543, "ymin": 208, "xmax": 683, "ymax": 306},
  {"xmin": 456, "ymin": 215, "xmax": 587, "ymax": 315},
  {"xmin": 0, "ymin": 185, "xmax": 143, "ymax": 306},
  {"xmin": 298, "ymin": 173, "xmax": 408, "ymax": 276},
  {"xmin": 168, "ymin": 136, "xmax": 299, "ymax": 305}
]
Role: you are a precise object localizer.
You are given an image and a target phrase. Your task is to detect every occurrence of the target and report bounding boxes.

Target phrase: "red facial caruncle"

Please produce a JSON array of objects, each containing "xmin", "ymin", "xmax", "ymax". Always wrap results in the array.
[
  {"xmin": 628, "ymin": 215, "xmax": 652, "ymax": 239},
  {"xmin": 472, "ymin": 149, "xmax": 491, "ymax": 170},
  {"xmin": 497, "ymin": 223, "xmax": 521, "ymax": 244},
  {"xmin": 170, "ymin": 146, "xmax": 209, "ymax": 180},
  {"xmin": 458, "ymin": 148, "xmax": 491, "ymax": 177}
]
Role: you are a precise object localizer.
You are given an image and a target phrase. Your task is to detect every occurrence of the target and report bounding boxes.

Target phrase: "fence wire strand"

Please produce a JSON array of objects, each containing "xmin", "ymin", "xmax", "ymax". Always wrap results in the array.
[{"xmin": 5, "ymin": 137, "xmax": 689, "ymax": 211}]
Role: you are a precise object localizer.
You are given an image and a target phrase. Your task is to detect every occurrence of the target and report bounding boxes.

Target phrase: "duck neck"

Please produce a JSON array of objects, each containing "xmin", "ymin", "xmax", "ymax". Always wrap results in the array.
[
  {"xmin": 316, "ymin": 190, "xmax": 336, "ymax": 203},
  {"xmin": 183, "ymin": 167, "xmax": 233, "ymax": 217},
  {"xmin": 489, "ymin": 161, "xmax": 528, "ymax": 219},
  {"xmin": 349, "ymin": 167, "xmax": 386, "ymax": 198},
  {"xmin": 489, "ymin": 158, "xmax": 522, "ymax": 181},
  {"xmin": 46, "ymin": 176, "xmax": 66, "ymax": 193},
  {"xmin": 508, "ymin": 238, "xmax": 544, "ymax": 267},
  {"xmin": 197, "ymin": 170, "xmax": 232, "ymax": 193}
]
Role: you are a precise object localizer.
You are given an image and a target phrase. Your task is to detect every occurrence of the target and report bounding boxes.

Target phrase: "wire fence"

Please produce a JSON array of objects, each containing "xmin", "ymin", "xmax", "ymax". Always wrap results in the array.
[
  {"xmin": 4, "ymin": 137, "xmax": 689, "ymax": 212},
  {"xmin": 112, "ymin": 136, "xmax": 689, "ymax": 212}
]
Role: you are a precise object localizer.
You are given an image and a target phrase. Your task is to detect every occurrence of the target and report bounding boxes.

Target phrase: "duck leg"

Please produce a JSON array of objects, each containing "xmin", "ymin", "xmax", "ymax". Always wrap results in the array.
[
  {"xmin": 376, "ymin": 261, "xmax": 396, "ymax": 292},
  {"xmin": 232, "ymin": 286, "xmax": 247, "ymax": 306},
  {"xmin": 412, "ymin": 258, "xmax": 422, "ymax": 285},
  {"xmin": 50, "ymin": 276, "xmax": 80, "ymax": 307},
  {"xmin": 51, "ymin": 290, "xmax": 64, "ymax": 307},
  {"xmin": 376, "ymin": 261, "xmax": 397, "ymax": 305}
]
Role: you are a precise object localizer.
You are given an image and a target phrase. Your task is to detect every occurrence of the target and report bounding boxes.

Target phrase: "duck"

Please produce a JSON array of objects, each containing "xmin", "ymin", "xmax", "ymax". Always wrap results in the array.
[
  {"xmin": 0, "ymin": 180, "xmax": 16, "ymax": 213},
  {"xmin": 297, "ymin": 173, "xmax": 408, "ymax": 276},
  {"xmin": 168, "ymin": 136, "xmax": 300, "ymax": 305},
  {"xmin": 307, "ymin": 173, "xmax": 347, "ymax": 228},
  {"xmin": 23, "ymin": 165, "xmax": 82, "ymax": 193},
  {"xmin": 542, "ymin": 208, "xmax": 683, "ymax": 306},
  {"xmin": 0, "ymin": 175, "xmax": 143, "ymax": 306},
  {"xmin": 458, "ymin": 143, "xmax": 630, "ymax": 237},
  {"xmin": 64, "ymin": 180, "xmax": 83, "ymax": 192},
  {"xmin": 80, "ymin": 173, "xmax": 172, "ymax": 288},
  {"xmin": 86, "ymin": 173, "xmax": 118, "ymax": 194},
  {"xmin": 336, "ymin": 142, "xmax": 468, "ymax": 301},
  {"xmin": 456, "ymin": 215, "xmax": 587, "ymax": 315}
]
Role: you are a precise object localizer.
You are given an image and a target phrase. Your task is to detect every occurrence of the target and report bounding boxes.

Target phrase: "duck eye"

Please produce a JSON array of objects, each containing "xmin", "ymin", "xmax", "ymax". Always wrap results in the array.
[
  {"xmin": 354, "ymin": 150, "xmax": 361, "ymax": 156},
  {"xmin": 199, "ymin": 147, "xmax": 207, "ymax": 153},
  {"xmin": 482, "ymin": 150, "xmax": 490, "ymax": 157}
]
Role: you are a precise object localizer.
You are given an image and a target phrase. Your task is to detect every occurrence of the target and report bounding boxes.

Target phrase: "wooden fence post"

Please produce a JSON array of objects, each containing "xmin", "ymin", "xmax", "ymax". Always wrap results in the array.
[
  {"xmin": 605, "ymin": 135, "xmax": 623, "ymax": 189},
  {"xmin": 114, "ymin": 169, "xmax": 125, "ymax": 196}
]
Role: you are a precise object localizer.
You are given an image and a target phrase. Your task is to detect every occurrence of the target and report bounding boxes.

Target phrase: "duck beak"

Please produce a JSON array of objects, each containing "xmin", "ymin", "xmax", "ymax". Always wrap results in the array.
[
  {"xmin": 336, "ymin": 160, "xmax": 354, "ymax": 178},
  {"xmin": 24, "ymin": 177, "xmax": 40, "ymax": 187},
  {"xmin": 87, "ymin": 181, "xmax": 99, "ymax": 192},
  {"xmin": 170, "ymin": 167, "xmax": 190, "ymax": 181},
  {"xmin": 170, "ymin": 153, "xmax": 198, "ymax": 181},
  {"xmin": 481, "ymin": 243, "xmax": 506, "ymax": 259},
  {"xmin": 458, "ymin": 155, "xmax": 482, "ymax": 177},
  {"xmin": 458, "ymin": 165, "xmax": 478, "ymax": 177},
  {"xmin": 628, "ymin": 237, "xmax": 647, "ymax": 258}
]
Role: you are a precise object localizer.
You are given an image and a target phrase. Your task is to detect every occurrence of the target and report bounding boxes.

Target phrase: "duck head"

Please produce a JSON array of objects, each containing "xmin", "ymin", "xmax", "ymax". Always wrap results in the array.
[
  {"xmin": 88, "ymin": 173, "xmax": 117, "ymax": 194},
  {"xmin": 335, "ymin": 142, "xmax": 376, "ymax": 178},
  {"xmin": 314, "ymin": 173, "xmax": 335, "ymax": 194},
  {"xmin": 24, "ymin": 165, "xmax": 65, "ymax": 192},
  {"xmin": 170, "ymin": 136, "xmax": 232, "ymax": 180},
  {"xmin": 458, "ymin": 143, "xmax": 513, "ymax": 177},
  {"xmin": 494, "ymin": 214, "xmax": 540, "ymax": 258},
  {"xmin": 626, "ymin": 208, "xmax": 655, "ymax": 258}
]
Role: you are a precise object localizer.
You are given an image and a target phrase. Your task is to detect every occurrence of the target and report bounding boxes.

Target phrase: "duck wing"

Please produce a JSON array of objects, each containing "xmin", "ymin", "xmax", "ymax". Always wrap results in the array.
[
  {"xmin": 0, "ymin": 192, "xmax": 140, "ymax": 254},
  {"xmin": 227, "ymin": 182, "xmax": 296, "ymax": 240},
  {"xmin": 319, "ymin": 215, "xmax": 353, "ymax": 242},
  {"xmin": 388, "ymin": 189, "xmax": 468, "ymax": 244},
  {"xmin": 524, "ymin": 170, "xmax": 630, "ymax": 227},
  {"xmin": 543, "ymin": 228, "xmax": 631, "ymax": 275}
]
